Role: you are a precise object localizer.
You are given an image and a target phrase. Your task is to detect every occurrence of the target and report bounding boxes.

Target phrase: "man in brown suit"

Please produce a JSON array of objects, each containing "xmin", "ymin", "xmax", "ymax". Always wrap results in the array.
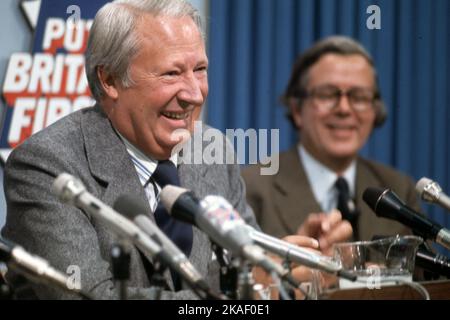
[{"xmin": 242, "ymin": 36, "xmax": 418, "ymax": 257}]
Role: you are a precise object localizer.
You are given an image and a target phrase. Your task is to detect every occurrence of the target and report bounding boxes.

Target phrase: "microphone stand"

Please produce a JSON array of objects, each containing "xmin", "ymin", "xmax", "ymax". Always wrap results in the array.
[
  {"xmin": 111, "ymin": 243, "xmax": 130, "ymax": 300},
  {"xmin": 278, "ymin": 259, "xmax": 315, "ymax": 300},
  {"xmin": 280, "ymin": 260, "xmax": 296, "ymax": 300},
  {"xmin": 237, "ymin": 261, "xmax": 255, "ymax": 300},
  {"xmin": 0, "ymin": 283, "xmax": 12, "ymax": 300},
  {"xmin": 150, "ymin": 260, "xmax": 170, "ymax": 300},
  {"xmin": 213, "ymin": 244, "xmax": 238, "ymax": 299},
  {"xmin": 0, "ymin": 263, "xmax": 12, "ymax": 300}
]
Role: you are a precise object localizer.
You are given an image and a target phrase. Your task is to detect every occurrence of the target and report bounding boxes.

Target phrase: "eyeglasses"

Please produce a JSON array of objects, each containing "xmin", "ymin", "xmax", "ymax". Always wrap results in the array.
[{"xmin": 300, "ymin": 85, "xmax": 378, "ymax": 112}]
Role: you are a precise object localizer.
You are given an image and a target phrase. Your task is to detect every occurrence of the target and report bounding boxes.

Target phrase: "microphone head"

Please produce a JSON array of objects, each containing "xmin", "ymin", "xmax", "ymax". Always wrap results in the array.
[
  {"xmin": 416, "ymin": 177, "xmax": 433, "ymax": 195},
  {"xmin": 415, "ymin": 177, "xmax": 441, "ymax": 203},
  {"xmin": 160, "ymin": 185, "xmax": 198, "ymax": 225},
  {"xmin": 52, "ymin": 173, "xmax": 85, "ymax": 204},
  {"xmin": 362, "ymin": 187, "xmax": 386, "ymax": 212},
  {"xmin": 160, "ymin": 185, "xmax": 190, "ymax": 214},
  {"xmin": 113, "ymin": 194, "xmax": 148, "ymax": 220},
  {"xmin": 363, "ymin": 187, "xmax": 405, "ymax": 220},
  {"xmin": 201, "ymin": 195, "xmax": 244, "ymax": 225},
  {"xmin": 52, "ymin": 173, "xmax": 73, "ymax": 196}
]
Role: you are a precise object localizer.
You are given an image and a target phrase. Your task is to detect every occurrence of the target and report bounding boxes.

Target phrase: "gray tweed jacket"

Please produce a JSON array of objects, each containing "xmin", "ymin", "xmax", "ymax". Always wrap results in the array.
[{"xmin": 1, "ymin": 105, "xmax": 257, "ymax": 300}]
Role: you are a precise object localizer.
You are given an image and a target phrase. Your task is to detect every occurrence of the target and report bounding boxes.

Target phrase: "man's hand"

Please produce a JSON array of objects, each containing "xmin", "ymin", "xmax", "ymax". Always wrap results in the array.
[
  {"xmin": 297, "ymin": 209, "xmax": 353, "ymax": 256},
  {"xmin": 252, "ymin": 235, "xmax": 321, "ymax": 296}
]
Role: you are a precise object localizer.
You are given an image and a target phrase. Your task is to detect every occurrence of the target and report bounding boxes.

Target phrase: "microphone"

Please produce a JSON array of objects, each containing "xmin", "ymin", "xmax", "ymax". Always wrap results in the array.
[
  {"xmin": 415, "ymin": 246, "xmax": 450, "ymax": 278},
  {"xmin": 0, "ymin": 237, "xmax": 91, "ymax": 299},
  {"xmin": 112, "ymin": 194, "xmax": 221, "ymax": 298},
  {"xmin": 416, "ymin": 177, "xmax": 450, "ymax": 212},
  {"xmin": 52, "ymin": 173, "xmax": 174, "ymax": 276},
  {"xmin": 362, "ymin": 187, "xmax": 450, "ymax": 250},
  {"xmin": 372, "ymin": 235, "xmax": 450, "ymax": 279},
  {"xmin": 248, "ymin": 229, "xmax": 356, "ymax": 281},
  {"xmin": 160, "ymin": 186, "xmax": 355, "ymax": 280},
  {"xmin": 159, "ymin": 185, "xmax": 300, "ymax": 288}
]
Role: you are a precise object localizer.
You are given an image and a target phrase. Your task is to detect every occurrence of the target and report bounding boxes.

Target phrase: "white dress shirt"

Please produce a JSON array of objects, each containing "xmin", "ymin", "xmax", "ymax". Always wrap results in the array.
[
  {"xmin": 117, "ymin": 131, "xmax": 177, "ymax": 213},
  {"xmin": 298, "ymin": 144, "xmax": 356, "ymax": 213}
]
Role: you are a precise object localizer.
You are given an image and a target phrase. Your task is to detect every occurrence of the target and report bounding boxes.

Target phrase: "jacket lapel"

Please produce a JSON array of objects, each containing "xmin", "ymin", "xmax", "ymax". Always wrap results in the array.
[
  {"xmin": 177, "ymin": 138, "xmax": 216, "ymax": 279},
  {"xmin": 273, "ymin": 147, "xmax": 322, "ymax": 235},
  {"xmin": 80, "ymin": 105, "xmax": 175, "ymax": 289},
  {"xmin": 81, "ymin": 105, "xmax": 150, "ymax": 217}
]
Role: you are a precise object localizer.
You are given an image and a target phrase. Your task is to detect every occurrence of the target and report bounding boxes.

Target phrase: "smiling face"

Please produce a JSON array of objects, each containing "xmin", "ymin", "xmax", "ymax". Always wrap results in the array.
[
  {"xmin": 100, "ymin": 14, "xmax": 208, "ymax": 160},
  {"xmin": 291, "ymin": 53, "xmax": 376, "ymax": 172}
]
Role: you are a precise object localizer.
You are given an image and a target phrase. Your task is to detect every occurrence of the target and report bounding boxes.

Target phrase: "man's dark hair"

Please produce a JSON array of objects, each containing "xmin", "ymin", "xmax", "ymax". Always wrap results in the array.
[{"xmin": 281, "ymin": 36, "xmax": 387, "ymax": 128}]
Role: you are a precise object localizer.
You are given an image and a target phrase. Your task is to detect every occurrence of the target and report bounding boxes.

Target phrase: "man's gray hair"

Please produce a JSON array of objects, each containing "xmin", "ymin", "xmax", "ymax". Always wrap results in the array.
[{"xmin": 85, "ymin": 0, "xmax": 203, "ymax": 102}]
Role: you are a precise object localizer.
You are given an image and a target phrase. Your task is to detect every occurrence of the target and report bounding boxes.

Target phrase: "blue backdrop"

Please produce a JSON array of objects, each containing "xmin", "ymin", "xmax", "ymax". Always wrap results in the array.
[{"xmin": 207, "ymin": 0, "xmax": 450, "ymax": 254}]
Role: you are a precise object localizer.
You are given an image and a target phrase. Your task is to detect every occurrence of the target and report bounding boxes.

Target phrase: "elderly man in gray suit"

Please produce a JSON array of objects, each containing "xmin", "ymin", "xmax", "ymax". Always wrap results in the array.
[{"xmin": 2, "ymin": 0, "xmax": 316, "ymax": 299}]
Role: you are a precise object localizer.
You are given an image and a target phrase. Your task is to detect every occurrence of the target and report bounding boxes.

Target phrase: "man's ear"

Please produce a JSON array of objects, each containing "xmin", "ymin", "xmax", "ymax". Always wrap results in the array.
[
  {"xmin": 288, "ymin": 98, "xmax": 303, "ymax": 129},
  {"xmin": 97, "ymin": 66, "xmax": 119, "ymax": 100}
]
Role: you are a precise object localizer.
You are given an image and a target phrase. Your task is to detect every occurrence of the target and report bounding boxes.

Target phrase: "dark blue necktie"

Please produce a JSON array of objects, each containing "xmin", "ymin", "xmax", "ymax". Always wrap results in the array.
[
  {"xmin": 151, "ymin": 160, "xmax": 193, "ymax": 290},
  {"xmin": 335, "ymin": 177, "xmax": 359, "ymax": 240}
]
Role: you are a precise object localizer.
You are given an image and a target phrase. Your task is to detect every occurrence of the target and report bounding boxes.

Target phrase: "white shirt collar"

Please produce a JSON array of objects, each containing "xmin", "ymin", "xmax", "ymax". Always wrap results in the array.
[
  {"xmin": 116, "ymin": 130, "xmax": 178, "ymax": 186},
  {"xmin": 298, "ymin": 144, "xmax": 356, "ymax": 213}
]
